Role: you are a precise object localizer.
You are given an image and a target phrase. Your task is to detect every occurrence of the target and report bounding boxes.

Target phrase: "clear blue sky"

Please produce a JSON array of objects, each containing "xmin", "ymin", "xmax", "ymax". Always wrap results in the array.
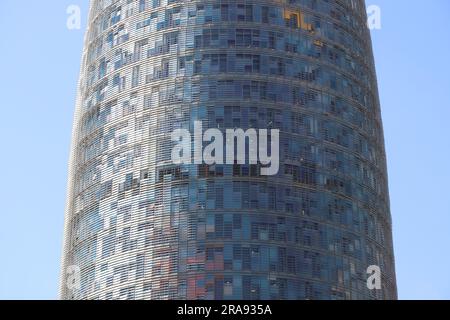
[{"xmin": 0, "ymin": 0, "xmax": 449, "ymax": 300}]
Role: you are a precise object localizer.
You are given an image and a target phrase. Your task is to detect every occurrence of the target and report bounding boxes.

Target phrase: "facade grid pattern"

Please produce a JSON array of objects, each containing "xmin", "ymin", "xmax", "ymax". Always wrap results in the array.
[{"xmin": 60, "ymin": 0, "xmax": 397, "ymax": 300}]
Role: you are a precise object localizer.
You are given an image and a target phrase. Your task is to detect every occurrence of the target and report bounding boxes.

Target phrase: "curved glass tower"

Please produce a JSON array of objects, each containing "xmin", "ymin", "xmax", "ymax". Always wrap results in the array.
[{"xmin": 61, "ymin": 0, "xmax": 397, "ymax": 300}]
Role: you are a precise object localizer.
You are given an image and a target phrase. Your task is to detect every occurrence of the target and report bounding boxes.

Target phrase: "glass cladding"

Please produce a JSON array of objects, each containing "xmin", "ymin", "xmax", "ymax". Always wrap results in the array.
[{"xmin": 61, "ymin": 0, "xmax": 397, "ymax": 300}]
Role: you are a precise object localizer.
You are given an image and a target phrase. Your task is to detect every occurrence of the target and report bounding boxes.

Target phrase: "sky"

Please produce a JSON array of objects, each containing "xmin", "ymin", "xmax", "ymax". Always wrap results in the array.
[{"xmin": 0, "ymin": 0, "xmax": 449, "ymax": 300}]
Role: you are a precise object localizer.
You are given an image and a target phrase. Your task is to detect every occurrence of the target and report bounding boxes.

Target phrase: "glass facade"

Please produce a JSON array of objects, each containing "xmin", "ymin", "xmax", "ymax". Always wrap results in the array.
[{"xmin": 61, "ymin": 0, "xmax": 397, "ymax": 300}]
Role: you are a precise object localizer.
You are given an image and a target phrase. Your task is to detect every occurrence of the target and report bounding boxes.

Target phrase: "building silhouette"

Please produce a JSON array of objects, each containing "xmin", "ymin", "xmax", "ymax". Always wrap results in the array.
[{"xmin": 61, "ymin": 0, "xmax": 397, "ymax": 300}]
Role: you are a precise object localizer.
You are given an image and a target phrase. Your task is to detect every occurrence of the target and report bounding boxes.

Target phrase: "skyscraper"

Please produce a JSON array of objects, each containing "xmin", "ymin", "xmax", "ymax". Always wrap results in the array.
[{"xmin": 61, "ymin": 0, "xmax": 397, "ymax": 300}]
